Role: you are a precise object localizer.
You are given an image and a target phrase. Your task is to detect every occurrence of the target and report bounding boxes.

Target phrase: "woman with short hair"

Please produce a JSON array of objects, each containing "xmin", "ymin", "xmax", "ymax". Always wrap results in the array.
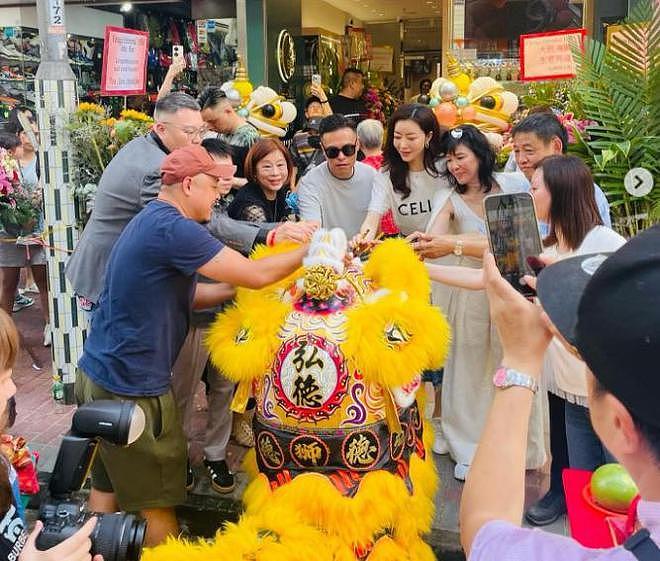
[{"xmin": 227, "ymin": 138, "xmax": 294, "ymax": 223}]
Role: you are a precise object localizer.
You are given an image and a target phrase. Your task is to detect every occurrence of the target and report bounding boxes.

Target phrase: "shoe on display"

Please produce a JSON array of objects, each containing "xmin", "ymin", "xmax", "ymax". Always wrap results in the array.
[
  {"xmin": 430, "ymin": 418, "xmax": 449, "ymax": 455},
  {"xmin": 43, "ymin": 323, "xmax": 51, "ymax": 347},
  {"xmin": 13, "ymin": 294, "xmax": 34, "ymax": 313},
  {"xmin": 454, "ymin": 462, "xmax": 470, "ymax": 481},
  {"xmin": 524, "ymin": 489, "xmax": 567, "ymax": 526},
  {"xmin": 0, "ymin": 44, "xmax": 18, "ymax": 60},
  {"xmin": 204, "ymin": 459, "xmax": 235, "ymax": 494},
  {"xmin": 2, "ymin": 44, "xmax": 24, "ymax": 60},
  {"xmin": 186, "ymin": 460, "xmax": 195, "ymax": 491}
]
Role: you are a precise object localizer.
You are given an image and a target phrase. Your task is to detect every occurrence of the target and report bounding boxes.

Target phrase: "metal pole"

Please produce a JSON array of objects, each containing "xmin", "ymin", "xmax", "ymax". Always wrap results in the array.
[
  {"xmin": 236, "ymin": 0, "xmax": 249, "ymax": 74},
  {"xmin": 35, "ymin": 0, "xmax": 86, "ymax": 404}
]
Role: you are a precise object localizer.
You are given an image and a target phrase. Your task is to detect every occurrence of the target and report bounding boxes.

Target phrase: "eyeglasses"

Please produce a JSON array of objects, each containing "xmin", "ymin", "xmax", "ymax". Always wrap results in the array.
[
  {"xmin": 161, "ymin": 122, "xmax": 209, "ymax": 139},
  {"xmin": 322, "ymin": 142, "xmax": 357, "ymax": 159}
]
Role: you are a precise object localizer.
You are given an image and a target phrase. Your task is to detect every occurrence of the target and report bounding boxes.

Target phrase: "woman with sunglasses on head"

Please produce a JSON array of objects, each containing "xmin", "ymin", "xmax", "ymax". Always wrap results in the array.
[
  {"xmin": 227, "ymin": 139, "xmax": 295, "ymax": 223},
  {"xmin": 424, "ymin": 124, "xmax": 546, "ymax": 481}
]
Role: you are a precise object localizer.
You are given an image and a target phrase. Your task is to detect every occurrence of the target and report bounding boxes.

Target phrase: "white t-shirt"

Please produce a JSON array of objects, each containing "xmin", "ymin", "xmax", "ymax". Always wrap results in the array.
[
  {"xmin": 543, "ymin": 225, "xmax": 626, "ymax": 402},
  {"xmin": 372, "ymin": 162, "xmax": 453, "ymax": 236},
  {"xmin": 298, "ymin": 161, "xmax": 386, "ymax": 238}
]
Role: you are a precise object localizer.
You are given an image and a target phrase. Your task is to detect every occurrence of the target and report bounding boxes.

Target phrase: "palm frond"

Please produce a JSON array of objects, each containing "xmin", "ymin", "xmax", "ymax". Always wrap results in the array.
[{"xmin": 569, "ymin": 0, "xmax": 659, "ymax": 235}]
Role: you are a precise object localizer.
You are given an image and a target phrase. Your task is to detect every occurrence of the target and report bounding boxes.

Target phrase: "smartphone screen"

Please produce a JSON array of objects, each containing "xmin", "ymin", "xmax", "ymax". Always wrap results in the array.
[
  {"xmin": 484, "ymin": 192, "xmax": 542, "ymax": 297},
  {"xmin": 312, "ymin": 74, "xmax": 322, "ymax": 86}
]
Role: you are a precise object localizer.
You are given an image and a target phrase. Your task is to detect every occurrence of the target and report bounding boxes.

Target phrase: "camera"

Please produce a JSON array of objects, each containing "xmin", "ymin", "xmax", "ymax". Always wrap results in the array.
[
  {"xmin": 37, "ymin": 500, "xmax": 144, "ymax": 561},
  {"xmin": 35, "ymin": 400, "xmax": 147, "ymax": 561}
]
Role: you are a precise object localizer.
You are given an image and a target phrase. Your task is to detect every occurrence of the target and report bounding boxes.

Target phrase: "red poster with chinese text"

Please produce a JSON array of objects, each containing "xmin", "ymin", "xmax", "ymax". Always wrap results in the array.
[
  {"xmin": 520, "ymin": 28, "xmax": 586, "ymax": 82},
  {"xmin": 100, "ymin": 26, "xmax": 149, "ymax": 96}
]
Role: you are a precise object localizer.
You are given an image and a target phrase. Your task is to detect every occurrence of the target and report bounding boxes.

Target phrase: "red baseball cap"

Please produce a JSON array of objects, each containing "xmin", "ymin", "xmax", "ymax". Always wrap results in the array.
[{"xmin": 160, "ymin": 145, "xmax": 236, "ymax": 185}]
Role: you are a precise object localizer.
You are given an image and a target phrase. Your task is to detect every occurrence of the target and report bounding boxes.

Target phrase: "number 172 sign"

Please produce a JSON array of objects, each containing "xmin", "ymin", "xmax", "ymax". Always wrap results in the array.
[{"xmin": 48, "ymin": 0, "xmax": 66, "ymax": 34}]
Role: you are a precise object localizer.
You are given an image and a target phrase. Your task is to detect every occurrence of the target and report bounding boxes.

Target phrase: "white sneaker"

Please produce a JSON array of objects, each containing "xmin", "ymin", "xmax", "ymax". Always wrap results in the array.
[
  {"xmin": 43, "ymin": 324, "xmax": 51, "ymax": 347},
  {"xmin": 430, "ymin": 418, "xmax": 449, "ymax": 455},
  {"xmin": 454, "ymin": 462, "xmax": 470, "ymax": 481}
]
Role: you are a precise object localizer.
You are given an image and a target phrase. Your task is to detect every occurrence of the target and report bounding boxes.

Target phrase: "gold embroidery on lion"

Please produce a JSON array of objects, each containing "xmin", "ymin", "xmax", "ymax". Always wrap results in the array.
[
  {"xmin": 345, "ymin": 434, "xmax": 377, "ymax": 466},
  {"xmin": 293, "ymin": 441, "xmax": 323, "ymax": 465},
  {"xmin": 259, "ymin": 434, "xmax": 282, "ymax": 465}
]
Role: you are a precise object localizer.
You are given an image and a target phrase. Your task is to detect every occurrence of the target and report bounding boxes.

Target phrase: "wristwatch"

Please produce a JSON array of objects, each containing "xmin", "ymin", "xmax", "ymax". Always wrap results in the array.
[
  {"xmin": 493, "ymin": 367, "xmax": 538, "ymax": 393},
  {"xmin": 453, "ymin": 239, "xmax": 464, "ymax": 256}
]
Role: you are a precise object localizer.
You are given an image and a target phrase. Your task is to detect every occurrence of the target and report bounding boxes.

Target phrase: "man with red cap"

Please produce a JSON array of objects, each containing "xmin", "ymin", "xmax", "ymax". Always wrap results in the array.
[{"xmin": 75, "ymin": 144, "xmax": 310, "ymax": 548}]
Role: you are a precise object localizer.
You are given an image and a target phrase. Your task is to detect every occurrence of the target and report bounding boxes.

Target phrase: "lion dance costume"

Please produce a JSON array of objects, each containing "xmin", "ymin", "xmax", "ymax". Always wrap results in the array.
[{"xmin": 144, "ymin": 230, "xmax": 451, "ymax": 561}]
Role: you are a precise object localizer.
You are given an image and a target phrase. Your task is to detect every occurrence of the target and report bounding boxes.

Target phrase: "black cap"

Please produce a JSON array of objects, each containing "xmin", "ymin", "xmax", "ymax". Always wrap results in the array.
[{"xmin": 537, "ymin": 225, "xmax": 660, "ymax": 428}]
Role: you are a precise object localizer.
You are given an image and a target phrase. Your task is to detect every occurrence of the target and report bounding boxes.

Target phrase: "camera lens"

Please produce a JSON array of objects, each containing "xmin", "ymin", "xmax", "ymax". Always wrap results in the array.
[{"xmin": 91, "ymin": 513, "xmax": 146, "ymax": 561}]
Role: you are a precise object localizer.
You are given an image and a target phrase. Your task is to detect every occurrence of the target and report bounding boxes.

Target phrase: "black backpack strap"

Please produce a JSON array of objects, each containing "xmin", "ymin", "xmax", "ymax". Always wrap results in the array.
[{"xmin": 623, "ymin": 529, "xmax": 660, "ymax": 561}]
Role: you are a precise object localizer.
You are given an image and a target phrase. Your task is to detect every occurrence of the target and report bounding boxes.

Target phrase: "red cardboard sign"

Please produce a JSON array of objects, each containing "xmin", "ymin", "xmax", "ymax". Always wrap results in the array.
[
  {"xmin": 520, "ymin": 28, "xmax": 586, "ymax": 82},
  {"xmin": 100, "ymin": 26, "xmax": 149, "ymax": 96}
]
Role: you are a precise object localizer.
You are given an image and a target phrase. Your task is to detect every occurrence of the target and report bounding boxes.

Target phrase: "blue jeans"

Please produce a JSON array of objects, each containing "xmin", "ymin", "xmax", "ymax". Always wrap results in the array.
[{"xmin": 565, "ymin": 401, "xmax": 615, "ymax": 471}]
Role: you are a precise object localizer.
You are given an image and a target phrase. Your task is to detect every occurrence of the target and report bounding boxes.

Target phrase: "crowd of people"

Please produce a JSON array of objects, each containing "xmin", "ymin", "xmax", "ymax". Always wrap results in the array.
[{"xmin": 0, "ymin": 65, "xmax": 657, "ymax": 561}]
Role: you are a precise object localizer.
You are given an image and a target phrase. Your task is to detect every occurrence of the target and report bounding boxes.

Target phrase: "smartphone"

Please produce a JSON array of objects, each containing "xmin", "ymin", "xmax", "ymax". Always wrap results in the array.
[
  {"xmin": 172, "ymin": 44, "xmax": 184, "ymax": 63},
  {"xmin": 311, "ymin": 73, "xmax": 322, "ymax": 86},
  {"xmin": 484, "ymin": 192, "xmax": 542, "ymax": 297}
]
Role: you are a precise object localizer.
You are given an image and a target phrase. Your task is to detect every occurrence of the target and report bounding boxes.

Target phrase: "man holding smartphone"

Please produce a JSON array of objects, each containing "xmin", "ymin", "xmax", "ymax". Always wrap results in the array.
[{"xmin": 461, "ymin": 226, "xmax": 660, "ymax": 561}]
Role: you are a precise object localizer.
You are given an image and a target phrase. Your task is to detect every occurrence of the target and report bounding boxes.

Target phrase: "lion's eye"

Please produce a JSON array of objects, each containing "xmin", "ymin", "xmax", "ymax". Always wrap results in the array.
[
  {"xmin": 235, "ymin": 327, "xmax": 250, "ymax": 344},
  {"xmin": 385, "ymin": 323, "xmax": 409, "ymax": 346}
]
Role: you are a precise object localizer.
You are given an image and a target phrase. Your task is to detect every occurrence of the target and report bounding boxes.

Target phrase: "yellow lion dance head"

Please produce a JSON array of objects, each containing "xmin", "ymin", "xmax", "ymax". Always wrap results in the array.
[{"xmin": 145, "ymin": 229, "xmax": 451, "ymax": 561}]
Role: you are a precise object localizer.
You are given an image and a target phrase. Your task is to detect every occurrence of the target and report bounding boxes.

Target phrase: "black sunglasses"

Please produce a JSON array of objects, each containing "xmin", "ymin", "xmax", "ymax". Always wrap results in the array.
[{"xmin": 322, "ymin": 143, "xmax": 357, "ymax": 159}]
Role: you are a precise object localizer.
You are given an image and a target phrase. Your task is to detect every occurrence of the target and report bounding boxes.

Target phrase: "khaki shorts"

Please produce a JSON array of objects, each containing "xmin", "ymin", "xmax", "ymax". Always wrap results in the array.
[{"xmin": 75, "ymin": 369, "xmax": 187, "ymax": 512}]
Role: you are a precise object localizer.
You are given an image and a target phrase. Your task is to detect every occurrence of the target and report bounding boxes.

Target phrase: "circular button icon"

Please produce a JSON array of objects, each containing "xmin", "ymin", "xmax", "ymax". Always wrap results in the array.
[{"xmin": 624, "ymin": 167, "xmax": 654, "ymax": 198}]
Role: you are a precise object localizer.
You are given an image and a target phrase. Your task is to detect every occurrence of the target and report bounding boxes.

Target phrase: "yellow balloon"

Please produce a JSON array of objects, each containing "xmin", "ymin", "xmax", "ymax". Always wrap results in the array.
[{"xmin": 452, "ymin": 73, "xmax": 472, "ymax": 95}]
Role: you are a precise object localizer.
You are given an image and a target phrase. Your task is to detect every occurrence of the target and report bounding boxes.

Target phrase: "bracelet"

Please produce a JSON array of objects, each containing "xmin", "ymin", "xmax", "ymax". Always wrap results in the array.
[
  {"xmin": 267, "ymin": 225, "xmax": 281, "ymax": 247},
  {"xmin": 320, "ymin": 100, "xmax": 329, "ymax": 104}
]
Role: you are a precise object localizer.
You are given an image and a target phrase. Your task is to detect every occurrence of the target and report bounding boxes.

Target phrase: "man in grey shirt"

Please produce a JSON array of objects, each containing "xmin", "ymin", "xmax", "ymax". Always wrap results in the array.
[
  {"xmin": 66, "ymin": 92, "xmax": 314, "ymax": 307},
  {"xmin": 297, "ymin": 114, "xmax": 385, "ymax": 239}
]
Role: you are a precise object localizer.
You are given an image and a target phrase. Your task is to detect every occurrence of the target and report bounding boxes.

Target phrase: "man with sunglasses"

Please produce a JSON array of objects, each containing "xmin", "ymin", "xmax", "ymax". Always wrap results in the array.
[{"xmin": 297, "ymin": 114, "xmax": 386, "ymax": 238}]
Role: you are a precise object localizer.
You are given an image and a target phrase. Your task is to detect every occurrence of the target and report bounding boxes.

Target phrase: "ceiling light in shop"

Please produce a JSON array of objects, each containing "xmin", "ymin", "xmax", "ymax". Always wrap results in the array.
[{"xmin": 120, "ymin": 2, "xmax": 132, "ymax": 12}]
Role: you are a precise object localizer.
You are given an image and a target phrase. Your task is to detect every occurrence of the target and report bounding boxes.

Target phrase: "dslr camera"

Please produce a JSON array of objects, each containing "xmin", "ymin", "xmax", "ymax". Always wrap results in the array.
[{"xmin": 35, "ymin": 400, "xmax": 147, "ymax": 561}]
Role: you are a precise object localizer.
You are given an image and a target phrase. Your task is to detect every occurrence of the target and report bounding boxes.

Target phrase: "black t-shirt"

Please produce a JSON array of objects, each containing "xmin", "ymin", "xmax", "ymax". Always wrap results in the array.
[
  {"xmin": 227, "ymin": 182, "xmax": 291, "ymax": 223},
  {"xmin": 328, "ymin": 95, "xmax": 367, "ymax": 122}
]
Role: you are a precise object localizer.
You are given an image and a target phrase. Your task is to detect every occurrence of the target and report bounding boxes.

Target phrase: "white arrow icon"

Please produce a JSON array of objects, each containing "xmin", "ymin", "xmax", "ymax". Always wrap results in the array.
[{"xmin": 624, "ymin": 168, "xmax": 654, "ymax": 198}]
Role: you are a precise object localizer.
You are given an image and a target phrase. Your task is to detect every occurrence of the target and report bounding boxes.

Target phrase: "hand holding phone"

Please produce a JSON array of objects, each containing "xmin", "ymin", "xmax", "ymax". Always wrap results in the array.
[{"xmin": 484, "ymin": 192, "xmax": 542, "ymax": 297}]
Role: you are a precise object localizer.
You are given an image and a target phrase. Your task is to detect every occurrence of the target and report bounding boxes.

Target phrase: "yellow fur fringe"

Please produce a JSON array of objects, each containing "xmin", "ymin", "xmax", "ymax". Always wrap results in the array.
[
  {"xmin": 205, "ymin": 291, "xmax": 290, "ymax": 383},
  {"xmin": 342, "ymin": 291, "xmax": 451, "ymax": 389},
  {"xmin": 363, "ymin": 239, "xmax": 430, "ymax": 301},
  {"xmin": 242, "ymin": 241, "xmax": 303, "ymax": 300},
  {"xmin": 144, "ymin": 403, "xmax": 439, "ymax": 561}
]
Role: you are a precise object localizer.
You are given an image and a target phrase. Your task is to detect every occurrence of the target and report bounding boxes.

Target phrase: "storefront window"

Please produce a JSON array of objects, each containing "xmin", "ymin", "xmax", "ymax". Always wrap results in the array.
[{"xmin": 454, "ymin": 0, "xmax": 587, "ymax": 58}]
